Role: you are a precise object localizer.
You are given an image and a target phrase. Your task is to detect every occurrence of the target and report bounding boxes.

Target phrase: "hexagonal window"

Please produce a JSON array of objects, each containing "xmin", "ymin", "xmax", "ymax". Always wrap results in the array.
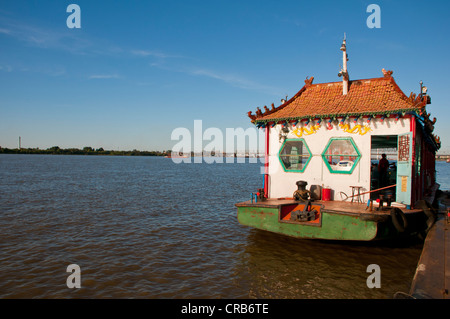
[
  {"xmin": 322, "ymin": 138, "xmax": 361, "ymax": 174},
  {"xmin": 278, "ymin": 139, "xmax": 312, "ymax": 172}
]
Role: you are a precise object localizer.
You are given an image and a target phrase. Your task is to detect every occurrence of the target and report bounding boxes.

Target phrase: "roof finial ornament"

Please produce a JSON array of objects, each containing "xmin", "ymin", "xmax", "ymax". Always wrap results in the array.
[
  {"xmin": 338, "ymin": 34, "xmax": 349, "ymax": 95},
  {"xmin": 304, "ymin": 76, "xmax": 314, "ymax": 87},
  {"xmin": 382, "ymin": 68, "xmax": 393, "ymax": 78}
]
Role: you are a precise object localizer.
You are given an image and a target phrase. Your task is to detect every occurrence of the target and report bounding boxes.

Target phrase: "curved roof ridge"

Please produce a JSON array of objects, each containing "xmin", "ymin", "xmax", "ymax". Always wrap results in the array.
[{"xmin": 249, "ymin": 72, "xmax": 426, "ymax": 123}]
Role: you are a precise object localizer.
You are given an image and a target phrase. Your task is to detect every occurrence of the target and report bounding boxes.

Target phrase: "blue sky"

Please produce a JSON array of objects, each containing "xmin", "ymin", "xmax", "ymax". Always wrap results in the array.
[{"xmin": 1, "ymin": 0, "xmax": 449, "ymax": 153}]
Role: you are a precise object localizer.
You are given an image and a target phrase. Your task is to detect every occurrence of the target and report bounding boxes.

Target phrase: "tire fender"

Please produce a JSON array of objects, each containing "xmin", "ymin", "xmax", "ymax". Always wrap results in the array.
[{"xmin": 390, "ymin": 207, "xmax": 408, "ymax": 233}]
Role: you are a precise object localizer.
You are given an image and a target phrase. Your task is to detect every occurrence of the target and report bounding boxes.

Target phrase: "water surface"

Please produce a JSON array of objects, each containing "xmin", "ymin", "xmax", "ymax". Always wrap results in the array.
[{"xmin": 0, "ymin": 154, "xmax": 437, "ymax": 298}]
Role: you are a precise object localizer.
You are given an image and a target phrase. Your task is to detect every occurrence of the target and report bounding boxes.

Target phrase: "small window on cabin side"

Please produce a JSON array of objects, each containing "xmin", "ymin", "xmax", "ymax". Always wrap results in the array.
[
  {"xmin": 278, "ymin": 139, "xmax": 312, "ymax": 172},
  {"xmin": 321, "ymin": 138, "xmax": 361, "ymax": 174}
]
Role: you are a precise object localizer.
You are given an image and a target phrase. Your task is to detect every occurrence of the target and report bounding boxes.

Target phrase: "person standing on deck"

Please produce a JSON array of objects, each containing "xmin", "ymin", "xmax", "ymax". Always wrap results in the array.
[{"xmin": 378, "ymin": 153, "xmax": 389, "ymax": 188}]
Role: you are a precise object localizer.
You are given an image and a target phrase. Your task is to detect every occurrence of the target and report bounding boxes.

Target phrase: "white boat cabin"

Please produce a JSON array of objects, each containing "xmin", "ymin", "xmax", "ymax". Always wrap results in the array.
[{"xmin": 248, "ymin": 39, "xmax": 440, "ymax": 208}]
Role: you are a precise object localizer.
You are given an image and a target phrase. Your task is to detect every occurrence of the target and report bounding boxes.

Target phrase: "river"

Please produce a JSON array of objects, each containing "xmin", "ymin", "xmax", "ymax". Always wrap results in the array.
[{"xmin": 1, "ymin": 154, "xmax": 447, "ymax": 299}]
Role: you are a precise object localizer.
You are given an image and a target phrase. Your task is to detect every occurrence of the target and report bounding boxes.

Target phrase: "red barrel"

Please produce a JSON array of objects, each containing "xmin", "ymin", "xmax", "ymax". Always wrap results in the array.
[{"xmin": 322, "ymin": 188, "xmax": 331, "ymax": 201}]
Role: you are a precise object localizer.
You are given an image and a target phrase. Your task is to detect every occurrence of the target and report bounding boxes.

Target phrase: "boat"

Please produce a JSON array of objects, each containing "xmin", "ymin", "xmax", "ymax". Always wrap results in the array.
[
  {"xmin": 165, "ymin": 153, "xmax": 189, "ymax": 158},
  {"xmin": 235, "ymin": 37, "xmax": 440, "ymax": 241}
]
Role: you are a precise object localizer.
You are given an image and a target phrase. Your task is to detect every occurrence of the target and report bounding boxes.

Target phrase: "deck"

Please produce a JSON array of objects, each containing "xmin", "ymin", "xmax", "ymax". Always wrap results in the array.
[
  {"xmin": 405, "ymin": 192, "xmax": 450, "ymax": 299},
  {"xmin": 236, "ymin": 198, "xmax": 422, "ymax": 215}
]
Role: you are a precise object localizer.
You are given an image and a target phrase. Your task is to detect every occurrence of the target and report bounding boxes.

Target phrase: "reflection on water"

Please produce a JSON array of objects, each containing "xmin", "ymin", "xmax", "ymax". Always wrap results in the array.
[
  {"xmin": 0, "ymin": 154, "xmax": 430, "ymax": 298},
  {"xmin": 238, "ymin": 230, "xmax": 423, "ymax": 299}
]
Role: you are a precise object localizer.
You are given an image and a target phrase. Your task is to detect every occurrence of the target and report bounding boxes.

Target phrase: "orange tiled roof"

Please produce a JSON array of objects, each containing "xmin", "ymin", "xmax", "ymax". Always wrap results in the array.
[{"xmin": 250, "ymin": 72, "xmax": 427, "ymax": 123}]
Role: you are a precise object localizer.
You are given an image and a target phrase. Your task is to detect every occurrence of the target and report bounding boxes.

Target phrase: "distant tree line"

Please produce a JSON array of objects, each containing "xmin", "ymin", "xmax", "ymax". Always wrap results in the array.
[{"xmin": 0, "ymin": 146, "xmax": 170, "ymax": 157}]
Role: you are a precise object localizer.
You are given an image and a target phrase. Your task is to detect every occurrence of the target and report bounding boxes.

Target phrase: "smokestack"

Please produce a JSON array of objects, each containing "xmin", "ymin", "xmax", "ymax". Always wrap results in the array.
[{"xmin": 338, "ymin": 34, "xmax": 349, "ymax": 95}]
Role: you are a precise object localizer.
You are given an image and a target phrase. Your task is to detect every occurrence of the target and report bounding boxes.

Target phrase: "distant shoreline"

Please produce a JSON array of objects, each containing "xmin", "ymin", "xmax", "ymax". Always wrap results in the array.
[
  {"xmin": 2, "ymin": 148, "xmax": 449, "ymax": 160},
  {"xmin": 0, "ymin": 147, "xmax": 168, "ymax": 157}
]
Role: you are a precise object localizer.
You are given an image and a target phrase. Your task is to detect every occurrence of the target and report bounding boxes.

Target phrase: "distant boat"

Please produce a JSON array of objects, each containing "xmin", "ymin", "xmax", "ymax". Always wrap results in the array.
[
  {"xmin": 446, "ymin": 158, "xmax": 450, "ymax": 163},
  {"xmin": 165, "ymin": 154, "xmax": 188, "ymax": 158}
]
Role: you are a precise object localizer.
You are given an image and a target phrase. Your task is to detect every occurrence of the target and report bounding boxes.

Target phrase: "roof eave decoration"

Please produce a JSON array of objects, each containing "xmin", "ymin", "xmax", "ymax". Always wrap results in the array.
[
  {"xmin": 247, "ymin": 76, "xmax": 314, "ymax": 124},
  {"xmin": 407, "ymin": 92, "xmax": 428, "ymax": 109},
  {"xmin": 248, "ymin": 69, "xmax": 431, "ymax": 126},
  {"xmin": 416, "ymin": 108, "xmax": 440, "ymax": 150},
  {"xmin": 253, "ymin": 109, "xmax": 421, "ymax": 126}
]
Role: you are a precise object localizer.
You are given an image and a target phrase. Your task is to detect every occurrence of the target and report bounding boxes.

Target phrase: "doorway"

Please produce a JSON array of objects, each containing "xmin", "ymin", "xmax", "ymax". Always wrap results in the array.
[{"xmin": 370, "ymin": 135, "xmax": 398, "ymax": 200}]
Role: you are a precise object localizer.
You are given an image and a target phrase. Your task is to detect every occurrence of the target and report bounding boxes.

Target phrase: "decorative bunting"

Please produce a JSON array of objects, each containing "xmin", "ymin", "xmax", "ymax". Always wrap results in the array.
[{"xmin": 326, "ymin": 119, "xmax": 333, "ymax": 130}]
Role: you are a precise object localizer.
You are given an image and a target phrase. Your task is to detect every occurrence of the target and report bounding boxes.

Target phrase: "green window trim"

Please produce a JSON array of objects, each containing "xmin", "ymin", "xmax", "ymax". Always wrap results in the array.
[
  {"xmin": 321, "ymin": 137, "xmax": 361, "ymax": 175},
  {"xmin": 278, "ymin": 138, "xmax": 312, "ymax": 173}
]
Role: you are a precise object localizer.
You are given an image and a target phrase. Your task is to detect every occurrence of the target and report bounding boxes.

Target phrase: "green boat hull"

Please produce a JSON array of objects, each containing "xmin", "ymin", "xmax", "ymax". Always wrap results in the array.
[{"xmin": 236, "ymin": 200, "xmax": 430, "ymax": 241}]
